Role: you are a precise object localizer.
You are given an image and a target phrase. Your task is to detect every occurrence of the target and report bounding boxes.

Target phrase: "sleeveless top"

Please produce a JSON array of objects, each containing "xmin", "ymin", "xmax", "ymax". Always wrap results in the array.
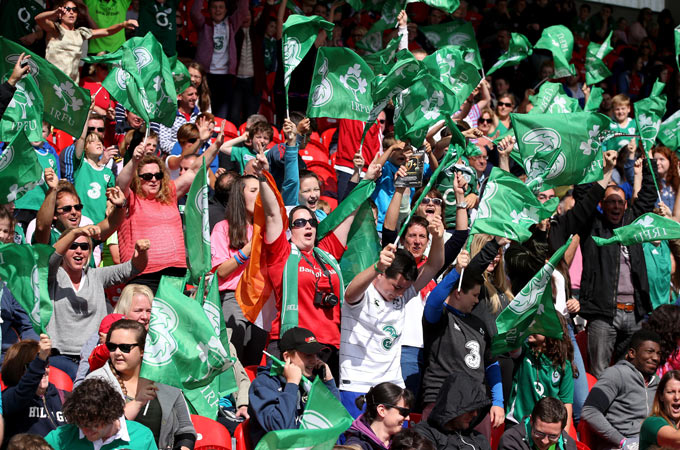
[{"xmin": 45, "ymin": 24, "xmax": 93, "ymax": 82}]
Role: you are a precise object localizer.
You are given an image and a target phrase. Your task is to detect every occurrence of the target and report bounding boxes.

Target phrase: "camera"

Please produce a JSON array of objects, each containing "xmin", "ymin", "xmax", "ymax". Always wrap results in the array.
[{"xmin": 314, "ymin": 290, "xmax": 339, "ymax": 308}]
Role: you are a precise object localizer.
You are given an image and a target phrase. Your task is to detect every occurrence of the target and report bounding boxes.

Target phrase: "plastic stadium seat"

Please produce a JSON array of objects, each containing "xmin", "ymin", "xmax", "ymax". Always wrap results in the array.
[
  {"xmin": 586, "ymin": 373, "xmax": 597, "ymax": 391},
  {"xmin": 567, "ymin": 420, "xmax": 578, "ymax": 441},
  {"xmin": 234, "ymin": 419, "xmax": 253, "ymax": 450},
  {"xmin": 244, "ymin": 365, "xmax": 258, "ymax": 382},
  {"xmin": 320, "ymin": 128, "xmax": 337, "ymax": 150},
  {"xmin": 577, "ymin": 419, "xmax": 597, "ymax": 450},
  {"xmin": 191, "ymin": 414, "xmax": 231, "ymax": 450},
  {"xmin": 407, "ymin": 413, "xmax": 422, "ymax": 428},
  {"xmin": 218, "ymin": 119, "xmax": 238, "ymax": 136},
  {"xmin": 300, "ymin": 140, "xmax": 330, "ymax": 165},
  {"xmin": 575, "ymin": 442, "xmax": 592, "ymax": 450},
  {"xmin": 490, "ymin": 422, "xmax": 505, "ymax": 450},
  {"xmin": 48, "ymin": 367, "xmax": 73, "ymax": 392}
]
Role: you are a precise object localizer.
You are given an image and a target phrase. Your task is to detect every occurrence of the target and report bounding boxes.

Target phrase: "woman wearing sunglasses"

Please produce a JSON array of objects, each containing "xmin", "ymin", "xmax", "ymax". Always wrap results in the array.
[
  {"xmin": 492, "ymin": 94, "xmax": 516, "ymax": 138},
  {"xmin": 46, "ymin": 224, "xmax": 149, "ymax": 379},
  {"xmin": 1, "ymin": 335, "xmax": 67, "ymax": 446},
  {"xmin": 86, "ymin": 320, "xmax": 196, "ymax": 450},
  {"xmin": 344, "ymin": 382, "xmax": 413, "ymax": 450}
]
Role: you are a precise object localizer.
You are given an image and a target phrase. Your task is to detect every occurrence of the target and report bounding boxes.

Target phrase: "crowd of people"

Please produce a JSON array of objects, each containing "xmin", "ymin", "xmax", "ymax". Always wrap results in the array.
[{"xmin": 0, "ymin": 0, "xmax": 680, "ymax": 449}]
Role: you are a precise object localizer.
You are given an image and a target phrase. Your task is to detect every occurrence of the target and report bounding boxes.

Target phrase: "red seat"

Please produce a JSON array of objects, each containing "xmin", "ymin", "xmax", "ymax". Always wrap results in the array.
[
  {"xmin": 320, "ymin": 195, "xmax": 337, "ymax": 212},
  {"xmin": 407, "ymin": 413, "xmax": 422, "ymax": 428},
  {"xmin": 49, "ymin": 366, "xmax": 73, "ymax": 392},
  {"xmin": 575, "ymin": 331, "xmax": 589, "ymax": 373},
  {"xmin": 320, "ymin": 128, "xmax": 337, "ymax": 149},
  {"xmin": 300, "ymin": 140, "xmax": 330, "ymax": 165},
  {"xmin": 48, "ymin": 129, "xmax": 75, "ymax": 153},
  {"xmin": 244, "ymin": 365, "xmax": 258, "ymax": 382},
  {"xmin": 586, "ymin": 373, "xmax": 597, "ymax": 391},
  {"xmin": 490, "ymin": 422, "xmax": 505, "ymax": 450},
  {"xmin": 567, "ymin": 420, "xmax": 578, "ymax": 441},
  {"xmin": 191, "ymin": 414, "xmax": 231, "ymax": 450},
  {"xmin": 218, "ymin": 119, "xmax": 238, "ymax": 136},
  {"xmin": 234, "ymin": 418, "xmax": 253, "ymax": 450},
  {"xmin": 575, "ymin": 442, "xmax": 592, "ymax": 450},
  {"xmin": 577, "ymin": 419, "xmax": 597, "ymax": 449}
]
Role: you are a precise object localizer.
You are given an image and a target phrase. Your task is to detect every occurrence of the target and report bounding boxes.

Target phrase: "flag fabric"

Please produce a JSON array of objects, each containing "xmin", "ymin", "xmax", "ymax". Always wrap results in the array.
[
  {"xmin": 422, "ymin": 46, "xmax": 481, "ymax": 107},
  {"xmin": 169, "ymin": 56, "xmax": 191, "ymax": 96},
  {"xmin": 285, "ymin": 0, "xmax": 304, "ymax": 14},
  {"xmin": 255, "ymin": 378, "xmax": 353, "ymax": 450},
  {"xmin": 307, "ymin": 47, "xmax": 375, "ymax": 121},
  {"xmin": 471, "ymin": 167, "xmax": 558, "ymax": 243},
  {"xmin": 659, "ymin": 109, "xmax": 680, "ymax": 150},
  {"xmin": 367, "ymin": 50, "xmax": 424, "ymax": 124},
  {"xmin": 236, "ymin": 172, "xmax": 287, "ymax": 323},
  {"xmin": 339, "ymin": 202, "xmax": 381, "ymax": 288},
  {"xmin": 534, "ymin": 25, "xmax": 576, "ymax": 78},
  {"xmin": 83, "ymin": 33, "xmax": 178, "ymax": 127},
  {"xmin": 492, "ymin": 238, "xmax": 571, "ymax": 355},
  {"xmin": 0, "ymin": 243, "xmax": 54, "ymax": 334},
  {"xmin": 528, "ymin": 82, "xmax": 580, "ymax": 114},
  {"xmin": 407, "ymin": 0, "xmax": 459, "ymax": 13},
  {"xmin": 357, "ymin": 0, "xmax": 402, "ymax": 53},
  {"xmin": 634, "ymin": 79, "xmax": 667, "ymax": 153},
  {"xmin": 140, "ymin": 276, "xmax": 235, "ymax": 418},
  {"xmin": 592, "ymin": 213, "xmax": 680, "ymax": 246},
  {"xmin": 0, "ymin": 68, "xmax": 43, "ymax": 142},
  {"xmin": 487, "ymin": 33, "xmax": 532, "ymax": 76},
  {"xmin": 283, "ymin": 15, "xmax": 335, "ymax": 111},
  {"xmin": 184, "ymin": 159, "xmax": 211, "ymax": 285},
  {"xmin": 0, "ymin": 37, "xmax": 91, "ymax": 138},
  {"xmin": 511, "ymin": 112, "xmax": 613, "ymax": 189},
  {"xmin": 585, "ymin": 31, "xmax": 613, "ymax": 85},
  {"xmin": 318, "ymin": 179, "xmax": 376, "ymax": 240},
  {"xmin": 0, "ymin": 130, "xmax": 44, "ymax": 204},
  {"xmin": 420, "ymin": 20, "xmax": 483, "ymax": 70},
  {"xmin": 675, "ymin": 25, "xmax": 680, "ymax": 71},
  {"xmin": 584, "ymin": 86, "xmax": 604, "ymax": 112},
  {"xmin": 361, "ymin": 36, "xmax": 401, "ymax": 74}
]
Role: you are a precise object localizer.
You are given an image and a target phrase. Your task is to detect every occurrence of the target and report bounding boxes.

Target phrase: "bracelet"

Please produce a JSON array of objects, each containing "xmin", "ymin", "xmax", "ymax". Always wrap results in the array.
[
  {"xmin": 234, "ymin": 254, "xmax": 243, "ymax": 265},
  {"xmin": 237, "ymin": 249, "xmax": 249, "ymax": 261},
  {"xmin": 373, "ymin": 262, "xmax": 384, "ymax": 274},
  {"xmin": 114, "ymin": 199, "xmax": 128, "ymax": 209}
]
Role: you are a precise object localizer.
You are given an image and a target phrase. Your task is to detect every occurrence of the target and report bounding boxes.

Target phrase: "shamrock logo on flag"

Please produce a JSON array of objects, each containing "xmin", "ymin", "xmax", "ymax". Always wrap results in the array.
[
  {"xmin": 144, "ymin": 298, "xmax": 180, "ymax": 367},
  {"xmin": 53, "ymin": 81, "xmax": 84, "ymax": 112},
  {"xmin": 638, "ymin": 113, "xmax": 661, "ymax": 150},
  {"xmin": 8, "ymin": 82, "xmax": 37, "ymax": 119},
  {"xmin": 637, "ymin": 216, "xmax": 655, "ymax": 228},
  {"xmin": 339, "ymin": 64, "xmax": 368, "ymax": 101},
  {"xmin": 579, "ymin": 124, "xmax": 603, "ymax": 156},
  {"xmin": 421, "ymin": 90, "xmax": 445, "ymax": 120}
]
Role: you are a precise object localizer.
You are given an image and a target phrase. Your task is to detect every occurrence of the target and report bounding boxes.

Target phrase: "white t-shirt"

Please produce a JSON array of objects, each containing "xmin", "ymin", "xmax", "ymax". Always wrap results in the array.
[
  {"xmin": 210, "ymin": 21, "xmax": 229, "ymax": 74},
  {"xmin": 339, "ymin": 282, "xmax": 417, "ymax": 393},
  {"xmin": 400, "ymin": 292, "xmax": 426, "ymax": 348},
  {"xmin": 552, "ymin": 270, "xmax": 569, "ymax": 317}
]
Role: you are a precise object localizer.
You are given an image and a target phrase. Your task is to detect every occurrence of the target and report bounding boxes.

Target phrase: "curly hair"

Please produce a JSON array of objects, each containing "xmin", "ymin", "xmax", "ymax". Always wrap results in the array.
[
  {"xmin": 131, "ymin": 155, "xmax": 174, "ymax": 204},
  {"xmin": 642, "ymin": 304, "xmax": 680, "ymax": 363},
  {"xmin": 652, "ymin": 146, "xmax": 680, "ymax": 193},
  {"xmin": 542, "ymin": 314, "xmax": 578, "ymax": 378},
  {"xmin": 62, "ymin": 378, "xmax": 125, "ymax": 427},
  {"xmin": 7, "ymin": 434, "xmax": 53, "ymax": 450}
]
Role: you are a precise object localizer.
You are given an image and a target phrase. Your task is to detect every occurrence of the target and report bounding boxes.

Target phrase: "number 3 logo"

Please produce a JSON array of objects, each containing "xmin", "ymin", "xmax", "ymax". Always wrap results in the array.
[
  {"xmin": 87, "ymin": 182, "xmax": 101, "ymax": 199},
  {"xmin": 464, "ymin": 340, "xmax": 481, "ymax": 369}
]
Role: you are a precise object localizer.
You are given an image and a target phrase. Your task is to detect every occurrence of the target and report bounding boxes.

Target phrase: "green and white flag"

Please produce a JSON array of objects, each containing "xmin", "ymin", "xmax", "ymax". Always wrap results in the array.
[
  {"xmin": 487, "ymin": 32, "xmax": 532, "ymax": 76},
  {"xmin": 361, "ymin": 36, "xmax": 401, "ymax": 75},
  {"xmin": 367, "ymin": 50, "xmax": 424, "ymax": 124},
  {"xmin": 339, "ymin": 202, "xmax": 381, "ymax": 288},
  {"xmin": 282, "ymin": 14, "xmax": 335, "ymax": 112},
  {"xmin": 585, "ymin": 31, "xmax": 613, "ymax": 86},
  {"xmin": 0, "ymin": 130, "xmax": 44, "ymax": 203},
  {"xmin": 534, "ymin": 25, "xmax": 576, "ymax": 78},
  {"xmin": 528, "ymin": 82, "xmax": 580, "ymax": 114},
  {"xmin": 659, "ymin": 109, "xmax": 680, "ymax": 150},
  {"xmin": 511, "ymin": 112, "xmax": 613, "ymax": 189},
  {"xmin": 492, "ymin": 238, "xmax": 570, "ymax": 355},
  {"xmin": 394, "ymin": 73, "xmax": 457, "ymax": 147},
  {"xmin": 471, "ymin": 167, "xmax": 558, "ymax": 243},
  {"xmin": 420, "ymin": 20, "xmax": 482, "ymax": 70},
  {"xmin": 584, "ymin": 86, "xmax": 604, "ymax": 112},
  {"xmin": 357, "ymin": 0, "xmax": 402, "ymax": 53},
  {"xmin": 285, "ymin": 0, "xmax": 304, "ymax": 14},
  {"xmin": 169, "ymin": 55, "xmax": 191, "ymax": 96},
  {"xmin": 675, "ymin": 25, "xmax": 680, "ymax": 71},
  {"xmin": 592, "ymin": 213, "xmax": 680, "ymax": 246},
  {"xmin": 423, "ymin": 46, "xmax": 481, "ymax": 107},
  {"xmin": 0, "ymin": 68, "xmax": 43, "ymax": 142},
  {"xmin": 184, "ymin": 159, "xmax": 211, "ymax": 285},
  {"xmin": 0, "ymin": 37, "xmax": 91, "ymax": 138},
  {"xmin": 255, "ymin": 378, "xmax": 353, "ymax": 450},
  {"xmin": 634, "ymin": 79, "xmax": 666, "ymax": 153},
  {"xmin": 0, "ymin": 243, "xmax": 54, "ymax": 334},
  {"xmin": 318, "ymin": 178, "xmax": 376, "ymax": 240},
  {"xmin": 407, "ymin": 0, "xmax": 459, "ymax": 13},
  {"xmin": 140, "ymin": 276, "xmax": 235, "ymax": 416},
  {"xmin": 307, "ymin": 47, "xmax": 375, "ymax": 121}
]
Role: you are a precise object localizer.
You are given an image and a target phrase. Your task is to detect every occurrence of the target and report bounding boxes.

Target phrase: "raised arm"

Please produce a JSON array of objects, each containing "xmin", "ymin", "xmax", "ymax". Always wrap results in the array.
[
  {"xmin": 34, "ymin": 168, "xmax": 61, "ymax": 245},
  {"xmin": 423, "ymin": 250, "xmax": 469, "ymax": 323},
  {"xmin": 254, "ymin": 154, "xmax": 283, "ymax": 244},
  {"xmin": 345, "ymin": 244, "xmax": 396, "ymax": 305},
  {"xmin": 175, "ymin": 121, "xmax": 225, "ymax": 197},
  {"xmin": 35, "ymin": 7, "xmax": 63, "ymax": 37},
  {"xmin": 412, "ymin": 214, "xmax": 445, "ymax": 292},
  {"xmin": 631, "ymin": 156, "xmax": 658, "ymax": 218},
  {"xmin": 53, "ymin": 225, "xmax": 101, "ymax": 255},
  {"xmin": 90, "ymin": 19, "xmax": 137, "ymax": 38},
  {"xmin": 97, "ymin": 187, "xmax": 126, "ymax": 241},
  {"xmin": 281, "ymin": 118, "xmax": 301, "ymax": 206},
  {"xmin": 117, "ymin": 141, "xmax": 144, "ymax": 194},
  {"xmin": 383, "ymin": 175, "xmax": 407, "ymax": 233},
  {"xmin": 190, "ymin": 0, "xmax": 206, "ymax": 29},
  {"xmin": 397, "ymin": 10, "xmax": 408, "ymax": 50}
]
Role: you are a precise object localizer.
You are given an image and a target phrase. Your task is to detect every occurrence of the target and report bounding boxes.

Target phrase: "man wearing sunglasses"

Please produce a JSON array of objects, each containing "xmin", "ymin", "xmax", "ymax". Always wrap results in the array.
[{"xmin": 498, "ymin": 397, "xmax": 577, "ymax": 450}]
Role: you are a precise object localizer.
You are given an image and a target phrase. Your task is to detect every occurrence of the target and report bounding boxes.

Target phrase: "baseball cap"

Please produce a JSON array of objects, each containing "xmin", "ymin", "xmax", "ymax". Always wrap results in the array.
[
  {"xmin": 279, "ymin": 327, "xmax": 326, "ymax": 354},
  {"xmin": 99, "ymin": 313, "xmax": 125, "ymax": 334}
]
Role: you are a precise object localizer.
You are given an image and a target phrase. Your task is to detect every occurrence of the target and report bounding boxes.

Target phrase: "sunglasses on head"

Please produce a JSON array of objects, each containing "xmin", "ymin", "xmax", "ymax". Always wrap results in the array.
[
  {"xmin": 498, "ymin": 101, "xmax": 513, "ymax": 108},
  {"xmin": 105, "ymin": 342, "xmax": 139, "ymax": 353},
  {"xmin": 69, "ymin": 242, "xmax": 90, "ymax": 251},
  {"xmin": 421, "ymin": 197, "xmax": 443, "ymax": 206},
  {"xmin": 88, "ymin": 127, "xmax": 105, "ymax": 133},
  {"xmin": 478, "ymin": 118, "xmax": 493, "ymax": 124},
  {"xmin": 63, "ymin": 6, "xmax": 78, "ymax": 12},
  {"xmin": 291, "ymin": 218, "xmax": 318, "ymax": 229},
  {"xmin": 57, "ymin": 203, "xmax": 83, "ymax": 213},
  {"xmin": 383, "ymin": 403, "xmax": 410, "ymax": 417},
  {"xmin": 139, "ymin": 172, "xmax": 164, "ymax": 181}
]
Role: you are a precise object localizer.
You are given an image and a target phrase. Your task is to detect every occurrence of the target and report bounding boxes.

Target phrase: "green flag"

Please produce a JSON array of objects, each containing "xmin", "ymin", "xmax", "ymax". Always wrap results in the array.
[
  {"xmin": 585, "ymin": 31, "xmax": 613, "ymax": 85},
  {"xmin": 361, "ymin": 36, "xmax": 401, "ymax": 75},
  {"xmin": 407, "ymin": 0, "xmax": 459, "ymax": 13},
  {"xmin": 592, "ymin": 213, "xmax": 680, "ymax": 246},
  {"xmin": 283, "ymin": 15, "xmax": 335, "ymax": 112},
  {"xmin": 255, "ymin": 378, "xmax": 352, "ymax": 450},
  {"xmin": 659, "ymin": 109, "xmax": 680, "ymax": 151},
  {"xmin": 511, "ymin": 112, "xmax": 613, "ymax": 189},
  {"xmin": 169, "ymin": 56, "xmax": 191, "ymax": 96},
  {"xmin": 339, "ymin": 202, "xmax": 381, "ymax": 288},
  {"xmin": 492, "ymin": 238, "xmax": 570, "ymax": 355},
  {"xmin": 318, "ymin": 179, "xmax": 376, "ymax": 240},
  {"xmin": 307, "ymin": 47, "xmax": 375, "ymax": 121},
  {"xmin": 0, "ymin": 243, "xmax": 54, "ymax": 334},
  {"xmin": 634, "ymin": 79, "xmax": 667, "ymax": 153},
  {"xmin": 0, "ymin": 37, "xmax": 91, "ymax": 138},
  {"xmin": 285, "ymin": 0, "xmax": 304, "ymax": 14},
  {"xmin": 140, "ymin": 276, "xmax": 235, "ymax": 417},
  {"xmin": 584, "ymin": 86, "xmax": 604, "ymax": 112},
  {"xmin": 184, "ymin": 159, "xmax": 211, "ymax": 285},
  {"xmin": 534, "ymin": 25, "xmax": 576, "ymax": 78},
  {"xmin": 0, "ymin": 130, "xmax": 44, "ymax": 204},
  {"xmin": 420, "ymin": 20, "xmax": 482, "ymax": 70},
  {"xmin": 675, "ymin": 25, "xmax": 680, "ymax": 71},
  {"xmin": 487, "ymin": 33, "xmax": 532, "ymax": 76},
  {"xmin": 471, "ymin": 167, "xmax": 558, "ymax": 243},
  {"xmin": 528, "ymin": 82, "xmax": 580, "ymax": 114},
  {"xmin": 423, "ymin": 46, "xmax": 481, "ymax": 107},
  {"xmin": 367, "ymin": 50, "xmax": 424, "ymax": 124},
  {"xmin": 357, "ymin": 0, "xmax": 403, "ymax": 53},
  {"xmin": 0, "ymin": 68, "xmax": 43, "ymax": 142}
]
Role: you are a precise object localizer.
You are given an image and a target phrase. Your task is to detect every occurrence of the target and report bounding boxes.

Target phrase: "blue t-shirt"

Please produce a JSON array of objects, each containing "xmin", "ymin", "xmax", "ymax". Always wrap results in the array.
[{"xmin": 170, "ymin": 141, "xmax": 218, "ymax": 173}]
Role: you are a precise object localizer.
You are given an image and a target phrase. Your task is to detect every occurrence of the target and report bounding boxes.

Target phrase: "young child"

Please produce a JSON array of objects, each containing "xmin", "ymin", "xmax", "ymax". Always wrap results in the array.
[
  {"xmin": 73, "ymin": 126, "xmax": 116, "ymax": 224},
  {"xmin": 0, "ymin": 207, "xmax": 17, "ymax": 244},
  {"xmin": 606, "ymin": 94, "xmax": 637, "ymax": 152},
  {"xmin": 371, "ymin": 133, "xmax": 411, "ymax": 232},
  {"xmin": 221, "ymin": 120, "xmax": 274, "ymax": 174}
]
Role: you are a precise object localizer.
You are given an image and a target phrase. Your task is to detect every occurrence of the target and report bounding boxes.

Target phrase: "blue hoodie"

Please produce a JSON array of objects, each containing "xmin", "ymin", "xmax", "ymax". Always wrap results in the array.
[{"xmin": 1, "ymin": 286, "xmax": 39, "ymax": 364}]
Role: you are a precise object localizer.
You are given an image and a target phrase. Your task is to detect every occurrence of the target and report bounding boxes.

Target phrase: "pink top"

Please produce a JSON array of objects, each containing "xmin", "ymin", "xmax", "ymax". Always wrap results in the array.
[
  {"xmin": 569, "ymin": 245, "xmax": 583, "ymax": 290},
  {"xmin": 210, "ymin": 220, "xmax": 253, "ymax": 291},
  {"xmin": 118, "ymin": 182, "xmax": 186, "ymax": 274}
]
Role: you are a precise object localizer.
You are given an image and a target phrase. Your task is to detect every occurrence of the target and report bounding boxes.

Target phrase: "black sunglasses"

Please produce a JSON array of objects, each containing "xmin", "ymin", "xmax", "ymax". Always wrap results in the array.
[
  {"xmin": 88, "ymin": 127, "xmax": 105, "ymax": 133},
  {"xmin": 383, "ymin": 403, "xmax": 410, "ymax": 417},
  {"xmin": 63, "ymin": 6, "xmax": 78, "ymax": 12},
  {"xmin": 57, "ymin": 203, "xmax": 83, "ymax": 213},
  {"xmin": 478, "ymin": 118, "xmax": 493, "ymax": 124},
  {"xmin": 105, "ymin": 342, "xmax": 140, "ymax": 353},
  {"xmin": 498, "ymin": 101, "xmax": 513, "ymax": 108},
  {"xmin": 69, "ymin": 242, "xmax": 90, "ymax": 251},
  {"xmin": 421, "ymin": 197, "xmax": 443, "ymax": 206},
  {"xmin": 186, "ymin": 138, "xmax": 198, "ymax": 144},
  {"xmin": 291, "ymin": 218, "xmax": 318, "ymax": 229},
  {"xmin": 139, "ymin": 172, "xmax": 164, "ymax": 181}
]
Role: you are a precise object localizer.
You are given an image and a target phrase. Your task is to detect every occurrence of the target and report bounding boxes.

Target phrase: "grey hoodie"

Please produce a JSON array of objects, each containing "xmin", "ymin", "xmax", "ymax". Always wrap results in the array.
[{"xmin": 581, "ymin": 360, "xmax": 658, "ymax": 449}]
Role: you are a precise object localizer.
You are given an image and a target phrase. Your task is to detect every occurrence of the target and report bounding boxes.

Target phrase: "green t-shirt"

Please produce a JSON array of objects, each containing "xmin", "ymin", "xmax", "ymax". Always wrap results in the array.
[
  {"xmin": 230, "ymin": 145, "xmax": 258, "ymax": 174},
  {"xmin": 0, "ymin": 0, "xmax": 44, "ymax": 43},
  {"xmin": 137, "ymin": 0, "xmax": 179, "ymax": 57},
  {"xmin": 45, "ymin": 421, "xmax": 156, "ymax": 450},
  {"xmin": 605, "ymin": 118, "xmax": 637, "ymax": 152},
  {"xmin": 13, "ymin": 224, "xmax": 26, "ymax": 244},
  {"xmin": 639, "ymin": 415, "xmax": 675, "ymax": 450},
  {"xmin": 85, "ymin": 0, "xmax": 131, "ymax": 54},
  {"xmin": 507, "ymin": 343, "xmax": 575, "ymax": 424},
  {"xmin": 14, "ymin": 148, "xmax": 58, "ymax": 211},
  {"xmin": 73, "ymin": 153, "xmax": 116, "ymax": 224},
  {"xmin": 491, "ymin": 120, "xmax": 510, "ymax": 138},
  {"xmin": 643, "ymin": 241, "xmax": 671, "ymax": 310}
]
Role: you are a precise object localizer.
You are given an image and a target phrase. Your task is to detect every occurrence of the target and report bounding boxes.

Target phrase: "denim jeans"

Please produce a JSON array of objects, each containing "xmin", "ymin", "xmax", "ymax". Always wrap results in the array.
[
  {"xmin": 567, "ymin": 324, "xmax": 589, "ymax": 424},
  {"xmin": 401, "ymin": 345, "xmax": 424, "ymax": 401},
  {"xmin": 587, "ymin": 309, "xmax": 641, "ymax": 378}
]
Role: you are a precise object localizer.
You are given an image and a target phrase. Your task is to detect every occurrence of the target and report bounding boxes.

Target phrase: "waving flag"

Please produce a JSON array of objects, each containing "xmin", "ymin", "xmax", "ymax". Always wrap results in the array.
[
  {"xmin": 361, "ymin": 36, "xmax": 401, "ymax": 74},
  {"xmin": 634, "ymin": 79, "xmax": 667, "ymax": 153},
  {"xmin": 184, "ymin": 159, "xmax": 211, "ymax": 285},
  {"xmin": 0, "ymin": 130, "xmax": 43, "ymax": 204},
  {"xmin": 659, "ymin": 109, "xmax": 680, "ymax": 150},
  {"xmin": 585, "ymin": 31, "xmax": 613, "ymax": 85},
  {"xmin": 488, "ymin": 33, "xmax": 532, "ymax": 76},
  {"xmin": 421, "ymin": 20, "xmax": 482, "ymax": 70},
  {"xmin": 534, "ymin": 25, "xmax": 576, "ymax": 78},
  {"xmin": 423, "ymin": 46, "xmax": 480, "ymax": 106},
  {"xmin": 528, "ymin": 82, "xmax": 580, "ymax": 114},
  {"xmin": 593, "ymin": 213, "xmax": 680, "ymax": 246},
  {"xmin": 0, "ymin": 66, "xmax": 43, "ymax": 142},
  {"xmin": 584, "ymin": 86, "xmax": 604, "ymax": 112}
]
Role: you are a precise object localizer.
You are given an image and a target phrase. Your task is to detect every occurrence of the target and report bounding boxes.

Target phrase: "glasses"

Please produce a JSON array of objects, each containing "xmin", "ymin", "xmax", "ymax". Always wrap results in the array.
[
  {"xmin": 470, "ymin": 155, "xmax": 489, "ymax": 160},
  {"xmin": 57, "ymin": 204, "xmax": 83, "ymax": 214},
  {"xmin": 105, "ymin": 342, "xmax": 140, "ymax": 353},
  {"xmin": 63, "ymin": 6, "xmax": 78, "ymax": 12},
  {"xmin": 291, "ymin": 218, "xmax": 318, "ymax": 229},
  {"xmin": 69, "ymin": 242, "xmax": 90, "ymax": 251},
  {"xmin": 498, "ymin": 101, "xmax": 513, "ymax": 108},
  {"xmin": 478, "ymin": 118, "xmax": 493, "ymax": 124},
  {"xmin": 87, "ymin": 127, "xmax": 105, "ymax": 133},
  {"xmin": 532, "ymin": 429, "xmax": 560, "ymax": 443},
  {"xmin": 421, "ymin": 197, "xmax": 443, "ymax": 206},
  {"xmin": 383, "ymin": 404, "xmax": 410, "ymax": 417},
  {"xmin": 186, "ymin": 138, "xmax": 198, "ymax": 144},
  {"xmin": 138, "ymin": 172, "xmax": 164, "ymax": 181}
]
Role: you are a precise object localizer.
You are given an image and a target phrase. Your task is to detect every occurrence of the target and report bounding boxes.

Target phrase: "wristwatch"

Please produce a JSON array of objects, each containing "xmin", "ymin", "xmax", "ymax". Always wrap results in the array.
[{"xmin": 456, "ymin": 201, "xmax": 468, "ymax": 209}]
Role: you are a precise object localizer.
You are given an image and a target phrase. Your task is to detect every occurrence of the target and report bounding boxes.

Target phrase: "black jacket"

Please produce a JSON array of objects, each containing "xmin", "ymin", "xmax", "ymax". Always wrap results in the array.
[
  {"xmin": 0, "ymin": 81, "xmax": 17, "ymax": 120},
  {"xmin": 415, "ymin": 373, "xmax": 491, "ymax": 450},
  {"xmin": 498, "ymin": 417, "xmax": 577, "ymax": 450}
]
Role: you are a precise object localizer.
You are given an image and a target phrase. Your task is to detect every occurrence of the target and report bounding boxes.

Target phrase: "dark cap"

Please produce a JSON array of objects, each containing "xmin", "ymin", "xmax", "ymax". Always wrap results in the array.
[{"xmin": 279, "ymin": 327, "xmax": 326, "ymax": 354}]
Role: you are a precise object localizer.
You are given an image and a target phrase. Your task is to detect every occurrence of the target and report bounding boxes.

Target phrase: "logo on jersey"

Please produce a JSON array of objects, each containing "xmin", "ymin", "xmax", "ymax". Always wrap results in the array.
[
  {"xmin": 381, "ymin": 325, "xmax": 400, "ymax": 350},
  {"xmin": 464, "ymin": 340, "xmax": 481, "ymax": 369},
  {"xmin": 551, "ymin": 370, "xmax": 561, "ymax": 383}
]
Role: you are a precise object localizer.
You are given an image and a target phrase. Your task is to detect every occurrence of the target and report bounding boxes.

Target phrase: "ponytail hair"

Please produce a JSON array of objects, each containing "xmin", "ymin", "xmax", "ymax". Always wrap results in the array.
[{"xmin": 354, "ymin": 382, "xmax": 413, "ymax": 423}]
